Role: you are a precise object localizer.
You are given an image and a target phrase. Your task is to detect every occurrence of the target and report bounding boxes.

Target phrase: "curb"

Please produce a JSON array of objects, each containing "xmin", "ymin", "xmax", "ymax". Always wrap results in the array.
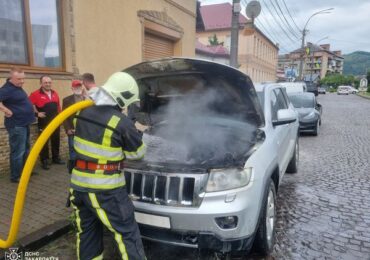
[
  {"xmin": 0, "ymin": 220, "xmax": 71, "ymax": 259},
  {"xmin": 357, "ymin": 93, "xmax": 370, "ymax": 100}
]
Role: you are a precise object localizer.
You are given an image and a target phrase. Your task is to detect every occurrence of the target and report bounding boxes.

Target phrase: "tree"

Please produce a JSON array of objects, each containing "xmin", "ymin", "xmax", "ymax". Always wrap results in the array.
[
  {"xmin": 320, "ymin": 74, "xmax": 356, "ymax": 88},
  {"xmin": 367, "ymin": 70, "xmax": 370, "ymax": 92},
  {"xmin": 208, "ymin": 34, "xmax": 223, "ymax": 46}
]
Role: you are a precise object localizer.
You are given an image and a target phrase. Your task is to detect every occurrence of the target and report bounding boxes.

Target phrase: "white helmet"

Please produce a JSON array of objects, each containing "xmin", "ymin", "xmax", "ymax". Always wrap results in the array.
[{"xmin": 101, "ymin": 72, "xmax": 139, "ymax": 109}]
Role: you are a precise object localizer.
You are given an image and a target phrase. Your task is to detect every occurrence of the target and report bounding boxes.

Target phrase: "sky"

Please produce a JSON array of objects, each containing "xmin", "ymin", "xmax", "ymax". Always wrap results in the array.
[{"xmin": 199, "ymin": 0, "xmax": 370, "ymax": 55}]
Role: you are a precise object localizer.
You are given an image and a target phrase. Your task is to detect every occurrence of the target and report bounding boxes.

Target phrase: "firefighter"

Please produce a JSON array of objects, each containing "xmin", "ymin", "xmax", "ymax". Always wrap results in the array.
[{"xmin": 69, "ymin": 72, "xmax": 146, "ymax": 260}]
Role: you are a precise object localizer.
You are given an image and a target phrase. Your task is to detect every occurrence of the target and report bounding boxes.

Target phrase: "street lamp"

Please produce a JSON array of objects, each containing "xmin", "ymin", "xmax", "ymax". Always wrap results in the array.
[{"xmin": 298, "ymin": 8, "xmax": 334, "ymax": 80}]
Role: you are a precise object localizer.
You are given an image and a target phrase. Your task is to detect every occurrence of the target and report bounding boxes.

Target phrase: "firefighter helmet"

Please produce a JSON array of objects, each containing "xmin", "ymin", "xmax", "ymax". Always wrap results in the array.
[{"xmin": 101, "ymin": 72, "xmax": 140, "ymax": 109}]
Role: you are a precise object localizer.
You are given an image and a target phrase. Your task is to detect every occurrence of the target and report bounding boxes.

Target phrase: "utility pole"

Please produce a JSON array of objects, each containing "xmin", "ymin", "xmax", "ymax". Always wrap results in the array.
[
  {"xmin": 298, "ymin": 29, "xmax": 306, "ymax": 81},
  {"xmin": 298, "ymin": 8, "xmax": 333, "ymax": 81},
  {"xmin": 230, "ymin": 0, "xmax": 241, "ymax": 68}
]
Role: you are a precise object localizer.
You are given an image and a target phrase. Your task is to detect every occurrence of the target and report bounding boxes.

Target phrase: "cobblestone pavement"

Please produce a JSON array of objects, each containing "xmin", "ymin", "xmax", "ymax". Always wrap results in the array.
[
  {"xmin": 0, "ymin": 163, "xmax": 71, "ymax": 239},
  {"xmin": 36, "ymin": 94, "xmax": 370, "ymax": 259}
]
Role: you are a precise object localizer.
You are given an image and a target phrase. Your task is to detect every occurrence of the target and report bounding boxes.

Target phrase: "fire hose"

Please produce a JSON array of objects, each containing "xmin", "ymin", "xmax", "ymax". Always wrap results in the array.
[{"xmin": 0, "ymin": 100, "xmax": 94, "ymax": 248}]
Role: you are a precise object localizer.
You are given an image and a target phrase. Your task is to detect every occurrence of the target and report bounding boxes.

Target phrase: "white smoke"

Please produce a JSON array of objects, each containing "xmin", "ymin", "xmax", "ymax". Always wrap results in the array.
[{"xmin": 141, "ymin": 81, "xmax": 257, "ymax": 166}]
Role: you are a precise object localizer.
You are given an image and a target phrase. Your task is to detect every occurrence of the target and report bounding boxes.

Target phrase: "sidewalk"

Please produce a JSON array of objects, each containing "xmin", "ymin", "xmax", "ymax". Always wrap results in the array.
[{"xmin": 0, "ymin": 163, "xmax": 71, "ymax": 243}]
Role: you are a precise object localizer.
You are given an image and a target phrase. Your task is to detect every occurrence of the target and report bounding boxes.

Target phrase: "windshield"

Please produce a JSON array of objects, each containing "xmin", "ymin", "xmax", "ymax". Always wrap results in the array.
[{"xmin": 289, "ymin": 94, "xmax": 314, "ymax": 108}]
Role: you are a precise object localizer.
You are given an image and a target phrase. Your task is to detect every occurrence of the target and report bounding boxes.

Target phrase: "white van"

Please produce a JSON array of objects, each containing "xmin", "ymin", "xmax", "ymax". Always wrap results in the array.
[{"xmin": 279, "ymin": 82, "xmax": 307, "ymax": 94}]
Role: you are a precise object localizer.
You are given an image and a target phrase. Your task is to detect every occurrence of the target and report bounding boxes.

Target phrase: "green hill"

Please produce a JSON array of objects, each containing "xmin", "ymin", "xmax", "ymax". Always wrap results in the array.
[{"xmin": 343, "ymin": 51, "xmax": 370, "ymax": 76}]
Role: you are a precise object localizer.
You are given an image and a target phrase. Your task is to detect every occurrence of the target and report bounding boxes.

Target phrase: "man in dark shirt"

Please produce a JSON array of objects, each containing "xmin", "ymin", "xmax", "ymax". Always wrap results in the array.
[
  {"xmin": 29, "ymin": 75, "xmax": 64, "ymax": 170},
  {"xmin": 0, "ymin": 67, "xmax": 35, "ymax": 183}
]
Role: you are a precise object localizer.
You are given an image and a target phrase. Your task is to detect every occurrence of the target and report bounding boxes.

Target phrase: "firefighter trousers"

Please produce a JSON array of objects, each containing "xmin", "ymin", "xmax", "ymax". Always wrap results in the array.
[{"xmin": 69, "ymin": 187, "xmax": 146, "ymax": 260}]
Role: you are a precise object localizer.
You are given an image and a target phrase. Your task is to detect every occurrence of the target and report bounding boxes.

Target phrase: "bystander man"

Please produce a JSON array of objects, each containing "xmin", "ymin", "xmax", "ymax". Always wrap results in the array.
[
  {"xmin": 29, "ymin": 75, "xmax": 64, "ymax": 170},
  {"xmin": 0, "ymin": 67, "xmax": 35, "ymax": 183},
  {"xmin": 81, "ymin": 73, "xmax": 98, "ymax": 96},
  {"xmin": 62, "ymin": 80, "xmax": 86, "ymax": 173}
]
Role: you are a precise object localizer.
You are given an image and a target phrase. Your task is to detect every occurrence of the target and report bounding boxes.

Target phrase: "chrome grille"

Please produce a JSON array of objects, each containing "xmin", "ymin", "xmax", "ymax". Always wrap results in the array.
[{"xmin": 124, "ymin": 168, "xmax": 208, "ymax": 207}]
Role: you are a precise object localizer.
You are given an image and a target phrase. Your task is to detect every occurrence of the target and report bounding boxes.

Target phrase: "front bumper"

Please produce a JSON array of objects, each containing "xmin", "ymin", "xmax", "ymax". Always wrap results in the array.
[
  {"xmin": 132, "ymin": 180, "xmax": 263, "ymax": 252},
  {"xmin": 299, "ymin": 119, "xmax": 318, "ymax": 132},
  {"xmin": 139, "ymin": 224, "xmax": 254, "ymax": 252}
]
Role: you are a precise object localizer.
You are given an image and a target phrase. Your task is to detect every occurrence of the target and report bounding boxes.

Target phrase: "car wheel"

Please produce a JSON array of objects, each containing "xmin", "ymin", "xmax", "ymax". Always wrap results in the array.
[
  {"xmin": 253, "ymin": 179, "xmax": 277, "ymax": 256},
  {"xmin": 286, "ymin": 138, "xmax": 299, "ymax": 173},
  {"xmin": 313, "ymin": 120, "xmax": 320, "ymax": 136}
]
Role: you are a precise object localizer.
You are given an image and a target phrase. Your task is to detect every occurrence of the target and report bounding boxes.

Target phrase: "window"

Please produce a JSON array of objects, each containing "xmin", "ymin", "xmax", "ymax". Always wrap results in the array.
[
  {"xmin": 0, "ymin": 0, "xmax": 63, "ymax": 69},
  {"xmin": 271, "ymin": 88, "xmax": 288, "ymax": 121}
]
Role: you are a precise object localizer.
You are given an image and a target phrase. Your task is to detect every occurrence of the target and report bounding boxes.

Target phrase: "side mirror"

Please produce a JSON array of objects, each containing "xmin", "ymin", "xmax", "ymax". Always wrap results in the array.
[{"xmin": 273, "ymin": 109, "xmax": 297, "ymax": 126}]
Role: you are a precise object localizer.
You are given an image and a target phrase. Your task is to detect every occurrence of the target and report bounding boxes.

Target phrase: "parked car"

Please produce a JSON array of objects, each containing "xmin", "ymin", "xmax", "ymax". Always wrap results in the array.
[
  {"xmin": 123, "ymin": 58, "xmax": 299, "ymax": 257},
  {"xmin": 318, "ymin": 86, "xmax": 327, "ymax": 94},
  {"xmin": 337, "ymin": 86, "xmax": 350, "ymax": 95},
  {"xmin": 305, "ymin": 82, "xmax": 319, "ymax": 96},
  {"xmin": 348, "ymin": 86, "xmax": 359, "ymax": 94},
  {"xmin": 279, "ymin": 81, "xmax": 307, "ymax": 94},
  {"xmin": 288, "ymin": 92, "xmax": 322, "ymax": 136}
]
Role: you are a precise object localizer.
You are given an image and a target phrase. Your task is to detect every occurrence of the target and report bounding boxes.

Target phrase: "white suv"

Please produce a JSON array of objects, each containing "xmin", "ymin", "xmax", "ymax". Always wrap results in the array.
[
  {"xmin": 124, "ymin": 59, "xmax": 299, "ymax": 257},
  {"xmin": 337, "ymin": 86, "xmax": 350, "ymax": 95}
]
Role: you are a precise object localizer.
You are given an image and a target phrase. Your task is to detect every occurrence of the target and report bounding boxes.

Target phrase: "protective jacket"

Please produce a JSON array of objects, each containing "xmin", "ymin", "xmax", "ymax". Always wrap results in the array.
[{"xmin": 71, "ymin": 105, "xmax": 145, "ymax": 192}]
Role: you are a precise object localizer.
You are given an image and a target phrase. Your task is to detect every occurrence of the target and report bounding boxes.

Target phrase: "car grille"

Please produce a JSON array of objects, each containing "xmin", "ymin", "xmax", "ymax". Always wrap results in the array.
[{"xmin": 124, "ymin": 168, "xmax": 208, "ymax": 207}]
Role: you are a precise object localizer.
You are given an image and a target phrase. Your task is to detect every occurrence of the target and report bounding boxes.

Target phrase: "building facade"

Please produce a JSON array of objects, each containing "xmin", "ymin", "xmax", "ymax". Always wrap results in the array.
[
  {"xmin": 278, "ymin": 43, "xmax": 344, "ymax": 81},
  {"xmin": 196, "ymin": 3, "xmax": 279, "ymax": 83},
  {"xmin": 195, "ymin": 40, "xmax": 230, "ymax": 65},
  {"xmin": 0, "ymin": 0, "xmax": 196, "ymax": 173}
]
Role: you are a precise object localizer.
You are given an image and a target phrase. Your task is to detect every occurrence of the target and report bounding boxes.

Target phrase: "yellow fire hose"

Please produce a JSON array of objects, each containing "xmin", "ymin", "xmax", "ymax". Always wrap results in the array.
[{"xmin": 0, "ymin": 100, "xmax": 94, "ymax": 248}]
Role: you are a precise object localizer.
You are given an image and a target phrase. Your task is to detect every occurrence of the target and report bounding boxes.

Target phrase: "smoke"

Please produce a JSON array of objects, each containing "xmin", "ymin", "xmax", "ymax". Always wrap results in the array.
[{"xmin": 141, "ymin": 77, "xmax": 258, "ymax": 166}]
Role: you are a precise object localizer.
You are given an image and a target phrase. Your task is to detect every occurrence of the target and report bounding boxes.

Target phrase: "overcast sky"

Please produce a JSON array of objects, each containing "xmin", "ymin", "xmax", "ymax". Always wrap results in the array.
[{"xmin": 199, "ymin": 0, "xmax": 370, "ymax": 55}]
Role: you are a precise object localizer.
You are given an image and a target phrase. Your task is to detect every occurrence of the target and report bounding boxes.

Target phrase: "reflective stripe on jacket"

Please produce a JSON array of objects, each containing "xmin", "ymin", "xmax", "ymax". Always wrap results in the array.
[{"xmin": 71, "ymin": 105, "xmax": 145, "ymax": 192}]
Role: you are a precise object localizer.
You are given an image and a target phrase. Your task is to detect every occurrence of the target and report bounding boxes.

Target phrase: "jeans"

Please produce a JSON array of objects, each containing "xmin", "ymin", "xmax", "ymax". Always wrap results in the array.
[
  {"xmin": 68, "ymin": 135, "xmax": 76, "ymax": 160},
  {"xmin": 7, "ymin": 126, "xmax": 30, "ymax": 181}
]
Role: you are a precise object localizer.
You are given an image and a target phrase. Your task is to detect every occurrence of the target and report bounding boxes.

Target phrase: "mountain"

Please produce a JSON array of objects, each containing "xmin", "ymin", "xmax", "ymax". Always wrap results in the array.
[{"xmin": 343, "ymin": 51, "xmax": 370, "ymax": 76}]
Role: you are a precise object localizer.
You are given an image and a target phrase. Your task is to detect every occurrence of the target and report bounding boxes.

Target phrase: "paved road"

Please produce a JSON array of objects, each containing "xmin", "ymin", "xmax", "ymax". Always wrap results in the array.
[
  {"xmin": 37, "ymin": 93, "xmax": 370, "ymax": 260},
  {"xmin": 271, "ymin": 93, "xmax": 370, "ymax": 260}
]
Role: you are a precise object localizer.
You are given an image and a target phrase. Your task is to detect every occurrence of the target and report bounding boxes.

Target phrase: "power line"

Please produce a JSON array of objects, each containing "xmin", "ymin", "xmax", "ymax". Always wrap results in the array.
[
  {"xmin": 256, "ymin": 13, "xmax": 297, "ymax": 51},
  {"xmin": 272, "ymin": 0, "xmax": 301, "ymax": 39},
  {"xmin": 281, "ymin": 0, "xmax": 302, "ymax": 32},
  {"xmin": 257, "ymin": 1, "xmax": 299, "ymax": 51},
  {"xmin": 255, "ymin": 21, "xmax": 291, "ymax": 53},
  {"xmin": 261, "ymin": 0, "xmax": 299, "ymax": 44},
  {"xmin": 240, "ymin": 0, "xmax": 295, "ymax": 52}
]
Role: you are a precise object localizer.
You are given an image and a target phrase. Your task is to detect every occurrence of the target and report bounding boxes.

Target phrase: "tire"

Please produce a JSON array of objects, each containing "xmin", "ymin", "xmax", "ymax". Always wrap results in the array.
[
  {"xmin": 253, "ymin": 179, "xmax": 277, "ymax": 256},
  {"xmin": 286, "ymin": 138, "xmax": 299, "ymax": 173},
  {"xmin": 313, "ymin": 120, "xmax": 320, "ymax": 136}
]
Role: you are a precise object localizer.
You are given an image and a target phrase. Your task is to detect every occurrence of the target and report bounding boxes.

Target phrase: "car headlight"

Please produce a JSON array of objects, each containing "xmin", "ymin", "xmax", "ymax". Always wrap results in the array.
[
  {"xmin": 303, "ymin": 111, "xmax": 315, "ymax": 119},
  {"xmin": 206, "ymin": 167, "xmax": 252, "ymax": 192}
]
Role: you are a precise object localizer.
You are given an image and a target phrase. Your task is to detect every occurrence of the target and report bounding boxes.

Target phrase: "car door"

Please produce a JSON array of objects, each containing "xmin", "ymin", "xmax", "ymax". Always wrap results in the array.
[{"xmin": 270, "ymin": 88, "xmax": 292, "ymax": 175}]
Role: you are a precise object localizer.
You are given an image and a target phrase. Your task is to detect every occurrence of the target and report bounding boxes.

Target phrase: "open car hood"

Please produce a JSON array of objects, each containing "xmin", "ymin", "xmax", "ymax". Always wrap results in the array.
[{"xmin": 123, "ymin": 58, "xmax": 265, "ymax": 169}]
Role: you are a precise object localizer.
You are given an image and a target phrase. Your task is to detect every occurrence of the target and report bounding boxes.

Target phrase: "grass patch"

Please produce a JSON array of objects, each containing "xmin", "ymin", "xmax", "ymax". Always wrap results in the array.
[{"xmin": 358, "ymin": 92, "xmax": 370, "ymax": 99}]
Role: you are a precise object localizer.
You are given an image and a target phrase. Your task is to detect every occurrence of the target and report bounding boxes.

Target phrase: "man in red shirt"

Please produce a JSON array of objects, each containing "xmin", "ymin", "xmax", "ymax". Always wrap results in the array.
[{"xmin": 29, "ymin": 75, "xmax": 65, "ymax": 170}]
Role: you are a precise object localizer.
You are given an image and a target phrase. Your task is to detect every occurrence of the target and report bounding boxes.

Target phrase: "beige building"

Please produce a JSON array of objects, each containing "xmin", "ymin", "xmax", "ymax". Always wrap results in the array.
[
  {"xmin": 196, "ymin": 3, "xmax": 279, "ymax": 83},
  {"xmin": 278, "ymin": 43, "xmax": 344, "ymax": 81},
  {"xmin": 0, "ymin": 0, "xmax": 196, "ymax": 173}
]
